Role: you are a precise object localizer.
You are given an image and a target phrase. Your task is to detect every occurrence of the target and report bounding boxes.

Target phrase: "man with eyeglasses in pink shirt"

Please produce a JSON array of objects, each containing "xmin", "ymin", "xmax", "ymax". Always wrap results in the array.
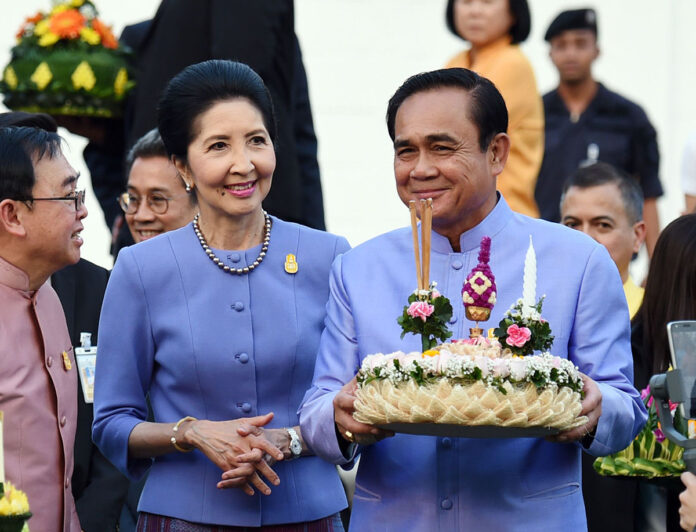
[{"xmin": 0, "ymin": 126, "xmax": 86, "ymax": 532}]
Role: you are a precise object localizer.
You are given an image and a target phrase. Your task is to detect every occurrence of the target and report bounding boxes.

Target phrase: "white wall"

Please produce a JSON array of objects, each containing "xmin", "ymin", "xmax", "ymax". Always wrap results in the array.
[{"xmin": 2, "ymin": 1, "xmax": 694, "ymax": 269}]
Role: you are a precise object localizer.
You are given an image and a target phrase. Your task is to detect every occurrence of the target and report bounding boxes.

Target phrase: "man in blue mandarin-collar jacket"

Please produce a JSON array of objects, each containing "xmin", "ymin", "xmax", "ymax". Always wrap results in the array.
[{"xmin": 299, "ymin": 68, "xmax": 646, "ymax": 531}]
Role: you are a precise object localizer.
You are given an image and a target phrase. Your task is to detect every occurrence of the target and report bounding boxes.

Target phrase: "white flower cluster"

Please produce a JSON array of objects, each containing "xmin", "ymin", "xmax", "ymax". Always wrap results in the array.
[
  {"xmin": 413, "ymin": 281, "xmax": 439, "ymax": 299},
  {"xmin": 357, "ymin": 349, "xmax": 583, "ymax": 393},
  {"xmin": 510, "ymin": 296, "xmax": 546, "ymax": 323},
  {"xmin": 80, "ymin": 3, "xmax": 97, "ymax": 18}
]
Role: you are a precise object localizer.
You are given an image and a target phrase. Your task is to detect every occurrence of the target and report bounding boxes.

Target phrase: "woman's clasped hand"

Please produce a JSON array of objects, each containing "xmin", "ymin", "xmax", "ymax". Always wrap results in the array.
[{"xmin": 178, "ymin": 412, "xmax": 284, "ymax": 495}]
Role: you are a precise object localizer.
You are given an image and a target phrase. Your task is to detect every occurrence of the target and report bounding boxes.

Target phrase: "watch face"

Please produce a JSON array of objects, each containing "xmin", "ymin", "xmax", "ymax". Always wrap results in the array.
[{"xmin": 290, "ymin": 439, "xmax": 302, "ymax": 456}]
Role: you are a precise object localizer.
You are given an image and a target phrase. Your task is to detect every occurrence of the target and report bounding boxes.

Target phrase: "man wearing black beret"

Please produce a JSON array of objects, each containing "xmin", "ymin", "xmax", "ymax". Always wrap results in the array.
[
  {"xmin": 535, "ymin": 8, "xmax": 663, "ymax": 259},
  {"xmin": 538, "ymin": 13, "xmax": 670, "ymax": 529}
]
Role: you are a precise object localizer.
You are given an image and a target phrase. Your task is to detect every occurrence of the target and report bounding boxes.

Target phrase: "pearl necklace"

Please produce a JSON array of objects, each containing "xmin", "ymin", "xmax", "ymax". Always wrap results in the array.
[{"xmin": 193, "ymin": 212, "xmax": 271, "ymax": 275}]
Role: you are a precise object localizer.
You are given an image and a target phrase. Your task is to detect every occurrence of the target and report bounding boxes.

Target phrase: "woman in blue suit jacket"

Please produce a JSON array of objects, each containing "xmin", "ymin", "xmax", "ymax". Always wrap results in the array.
[{"xmin": 93, "ymin": 60, "xmax": 349, "ymax": 529}]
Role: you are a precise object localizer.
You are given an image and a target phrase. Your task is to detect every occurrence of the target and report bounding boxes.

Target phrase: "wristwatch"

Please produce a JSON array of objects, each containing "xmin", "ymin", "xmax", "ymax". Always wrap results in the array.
[{"xmin": 286, "ymin": 427, "xmax": 302, "ymax": 460}]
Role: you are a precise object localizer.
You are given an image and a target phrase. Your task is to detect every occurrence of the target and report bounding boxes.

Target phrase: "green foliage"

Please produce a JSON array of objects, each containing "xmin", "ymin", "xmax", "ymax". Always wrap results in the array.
[
  {"xmin": 494, "ymin": 298, "xmax": 554, "ymax": 356},
  {"xmin": 397, "ymin": 292, "xmax": 453, "ymax": 352},
  {"xmin": 594, "ymin": 388, "xmax": 687, "ymax": 478}
]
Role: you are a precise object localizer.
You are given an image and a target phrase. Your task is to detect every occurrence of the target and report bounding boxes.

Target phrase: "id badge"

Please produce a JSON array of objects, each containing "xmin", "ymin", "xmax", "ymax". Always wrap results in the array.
[{"xmin": 75, "ymin": 346, "xmax": 96, "ymax": 403}]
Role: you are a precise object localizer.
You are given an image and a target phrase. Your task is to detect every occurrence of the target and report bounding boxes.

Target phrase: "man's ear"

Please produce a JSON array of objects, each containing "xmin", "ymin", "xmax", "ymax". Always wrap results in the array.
[
  {"xmin": 632, "ymin": 219, "xmax": 647, "ymax": 254},
  {"xmin": 0, "ymin": 199, "xmax": 28, "ymax": 237},
  {"xmin": 488, "ymin": 133, "xmax": 511, "ymax": 177}
]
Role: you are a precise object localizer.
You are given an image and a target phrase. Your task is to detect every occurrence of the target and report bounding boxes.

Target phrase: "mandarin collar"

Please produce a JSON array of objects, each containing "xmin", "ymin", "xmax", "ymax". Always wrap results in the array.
[
  {"xmin": 0, "ymin": 255, "xmax": 32, "ymax": 291},
  {"xmin": 466, "ymin": 35, "xmax": 514, "ymax": 68},
  {"xmin": 430, "ymin": 194, "xmax": 513, "ymax": 254}
]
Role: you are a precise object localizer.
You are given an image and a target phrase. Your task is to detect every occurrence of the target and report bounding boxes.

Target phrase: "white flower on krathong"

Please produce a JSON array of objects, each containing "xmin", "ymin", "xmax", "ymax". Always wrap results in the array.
[
  {"xmin": 473, "ymin": 356, "xmax": 490, "ymax": 378},
  {"xmin": 362, "ymin": 353, "xmax": 386, "ymax": 371},
  {"xmin": 79, "ymin": 3, "xmax": 96, "ymax": 18},
  {"xmin": 30, "ymin": 62, "xmax": 53, "ymax": 90},
  {"xmin": 488, "ymin": 292, "xmax": 497, "ymax": 305},
  {"xmin": 435, "ymin": 351, "xmax": 453, "ymax": 373},
  {"xmin": 522, "ymin": 307, "xmax": 541, "ymax": 321},
  {"xmin": 384, "ymin": 359, "xmax": 406, "ymax": 384},
  {"xmin": 509, "ymin": 359, "xmax": 527, "ymax": 381},
  {"xmin": 491, "ymin": 358, "xmax": 510, "ymax": 378},
  {"xmin": 414, "ymin": 289, "xmax": 431, "ymax": 298},
  {"xmin": 71, "ymin": 60, "xmax": 96, "ymax": 90},
  {"xmin": 419, "ymin": 356, "xmax": 438, "ymax": 374},
  {"xmin": 462, "ymin": 291, "xmax": 474, "ymax": 304},
  {"xmin": 3, "ymin": 66, "xmax": 18, "ymax": 89}
]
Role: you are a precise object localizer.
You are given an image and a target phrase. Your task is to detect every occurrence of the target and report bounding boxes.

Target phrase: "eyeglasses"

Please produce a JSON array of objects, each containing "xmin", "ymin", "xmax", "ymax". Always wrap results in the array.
[
  {"xmin": 119, "ymin": 191, "xmax": 183, "ymax": 215},
  {"xmin": 23, "ymin": 189, "xmax": 86, "ymax": 211}
]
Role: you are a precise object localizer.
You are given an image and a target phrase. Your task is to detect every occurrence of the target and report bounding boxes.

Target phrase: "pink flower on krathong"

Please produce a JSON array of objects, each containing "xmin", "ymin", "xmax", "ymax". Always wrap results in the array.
[
  {"xmin": 654, "ymin": 427, "xmax": 666, "ymax": 442},
  {"xmin": 669, "ymin": 400, "xmax": 679, "ymax": 412},
  {"xmin": 431, "ymin": 290, "xmax": 441, "ymax": 299},
  {"xmin": 407, "ymin": 301, "xmax": 434, "ymax": 322},
  {"xmin": 640, "ymin": 386, "xmax": 650, "ymax": 401},
  {"xmin": 505, "ymin": 324, "xmax": 531, "ymax": 348}
]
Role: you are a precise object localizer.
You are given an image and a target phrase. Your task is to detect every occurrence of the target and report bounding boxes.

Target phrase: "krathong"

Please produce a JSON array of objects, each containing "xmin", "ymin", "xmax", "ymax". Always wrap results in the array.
[{"xmin": 1, "ymin": 0, "xmax": 134, "ymax": 117}]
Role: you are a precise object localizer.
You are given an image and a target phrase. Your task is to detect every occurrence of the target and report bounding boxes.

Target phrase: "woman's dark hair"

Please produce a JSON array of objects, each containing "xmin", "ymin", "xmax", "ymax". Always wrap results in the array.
[
  {"xmin": 0, "ymin": 126, "xmax": 62, "ymax": 201},
  {"xmin": 637, "ymin": 213, "xmax": 696, "ymax": 375},
  {"xmin": 157, "ymin": 60, "xmax": 277, "ymax": 162},
  {"xmin": 445, "ymin": 0, "xmax": 531, "ymax": 44},
  {"xmin": 386, "ymin": 68, "xmax": 508, "ymax": 152}
]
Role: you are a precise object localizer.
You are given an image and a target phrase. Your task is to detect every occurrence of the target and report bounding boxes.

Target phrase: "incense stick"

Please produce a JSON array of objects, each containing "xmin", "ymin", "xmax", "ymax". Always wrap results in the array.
[
  {"xmin": 421, "ymin": 198, "xmax": 432, "ymax": 289},
  {"xmin": 409, "ymin": 201, "xmax": 422, "ymax": 290}
]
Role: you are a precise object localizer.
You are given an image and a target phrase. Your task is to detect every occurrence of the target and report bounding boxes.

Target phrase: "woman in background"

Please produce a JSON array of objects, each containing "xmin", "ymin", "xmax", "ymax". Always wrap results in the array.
[
  {"xmin": 93, "ymin": 60, "xmax": 349, "ymax": 530},
  {"xmin": 445, "ymin": 0, "xmax": 543, "ymax": 217},
  {"xmin": 632, "ymin": 213, "xmax": 696, "ymax": 532}
]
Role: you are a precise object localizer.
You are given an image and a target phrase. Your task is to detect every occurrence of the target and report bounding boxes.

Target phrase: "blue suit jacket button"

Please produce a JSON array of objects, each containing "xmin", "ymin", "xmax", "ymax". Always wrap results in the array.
[
  {"xmin": 238, "ymin": 352, "xmax": 249, "ymax": 363},
  {"xmin": 441, "ymin": 498, "xmax": 453, "ymax": 510},
  {"xmin": 241, "ymin": 402, "xmax": 252, "ymax": 413},
  {"xmin": 441, "ymin": 437, "xmax": 452, "ymax": 448},
  {"xmin": 229, "ymin": 253, "xmax": 241, "ymax": 263},
  {"xmin": 448, "ymin": 316, "xmax": 457, "ymax": 324},
  {"xmin": 451, "ymin": 260, "xmax": 463, "ymax": 270},
  {"xmin": 232, "ymin": 301, "xmax": 244, "ymax": 311}
]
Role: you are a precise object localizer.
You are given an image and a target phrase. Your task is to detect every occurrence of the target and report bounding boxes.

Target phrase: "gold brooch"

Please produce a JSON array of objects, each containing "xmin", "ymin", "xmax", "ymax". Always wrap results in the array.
[
  {"xmin": 62, "ymin": 351, "xmax": 72, "ymax": 371},
  {"xmin": 284, "ymin": 254, "xmax": 298, "ymax": 274}
]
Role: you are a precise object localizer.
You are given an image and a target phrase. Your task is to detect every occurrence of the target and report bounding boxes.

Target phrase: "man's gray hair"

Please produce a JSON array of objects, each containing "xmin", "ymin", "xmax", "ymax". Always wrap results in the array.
[
  {"xmin": 560, "ymin": 162, "xmax": 644, "ymax": 224},
  {"xmin": 125, "ymin": 128, "xmax": 168, "ymax": 178}
]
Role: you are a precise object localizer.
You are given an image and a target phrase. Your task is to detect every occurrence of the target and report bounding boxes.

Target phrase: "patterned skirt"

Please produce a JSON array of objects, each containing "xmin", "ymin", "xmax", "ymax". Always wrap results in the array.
[{"xmin": 136, "ymin": 512, "xmax": 345, "ymax": 532}]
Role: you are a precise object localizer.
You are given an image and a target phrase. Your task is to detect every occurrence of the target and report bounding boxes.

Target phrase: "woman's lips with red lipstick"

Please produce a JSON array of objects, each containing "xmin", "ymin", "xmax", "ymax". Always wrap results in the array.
[{"xmin": 224, "ymin": 181, "xmax": 256, "ymax": 198}]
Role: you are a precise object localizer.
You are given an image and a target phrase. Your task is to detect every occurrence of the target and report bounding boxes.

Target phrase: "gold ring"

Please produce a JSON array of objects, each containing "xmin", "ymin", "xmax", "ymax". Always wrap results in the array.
[{"xmin": 344, "ymin": 430, "xmax": 354, "ymax": 442}]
